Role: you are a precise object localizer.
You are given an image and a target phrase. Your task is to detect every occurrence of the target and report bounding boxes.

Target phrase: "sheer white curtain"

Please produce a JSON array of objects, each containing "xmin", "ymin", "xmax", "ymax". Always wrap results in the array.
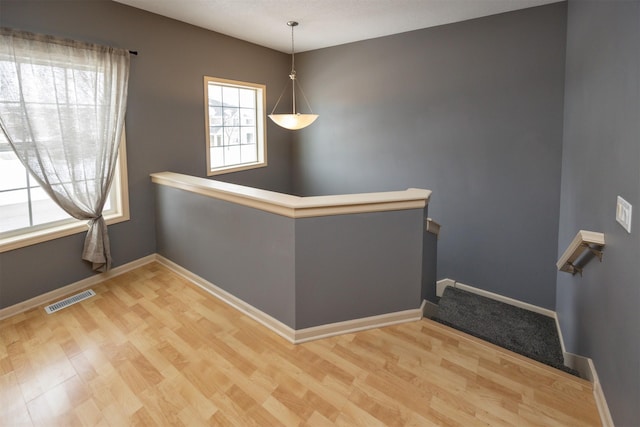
[{"xmin": 0, "ymin": 28, "xmax": 130, "ymax": 272}]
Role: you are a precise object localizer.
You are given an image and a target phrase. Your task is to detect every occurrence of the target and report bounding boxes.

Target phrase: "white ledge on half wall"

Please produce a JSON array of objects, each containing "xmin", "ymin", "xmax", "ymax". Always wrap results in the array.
[{"xmin": 150, "ymin": 171, "xmax": 431, "ymax": 218}]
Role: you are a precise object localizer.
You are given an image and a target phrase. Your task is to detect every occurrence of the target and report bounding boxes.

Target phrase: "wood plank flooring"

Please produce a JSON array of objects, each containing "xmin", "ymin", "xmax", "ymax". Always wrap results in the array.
[{"xmin": 0, "ymin": 262, "xmax": 601, "ymax": 426}]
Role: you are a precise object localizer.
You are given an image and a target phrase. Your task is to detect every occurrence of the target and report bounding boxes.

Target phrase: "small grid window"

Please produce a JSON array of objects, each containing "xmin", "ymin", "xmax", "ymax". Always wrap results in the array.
[{"xmin": 205, "ymin": 77, "xmax": 266, "ymax": 175}]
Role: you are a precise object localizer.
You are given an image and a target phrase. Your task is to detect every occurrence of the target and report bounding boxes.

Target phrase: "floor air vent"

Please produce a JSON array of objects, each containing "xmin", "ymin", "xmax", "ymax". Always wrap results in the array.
[{"xmin": 44, "ymin": 289, "xmax": 96, "ymax": 314}]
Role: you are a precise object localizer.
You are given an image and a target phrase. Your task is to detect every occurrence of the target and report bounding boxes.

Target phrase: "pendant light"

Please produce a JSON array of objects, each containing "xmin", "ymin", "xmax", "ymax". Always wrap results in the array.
[{"xmin": 269, "ymin": 21, "xmax": 319, "ymax": 130}]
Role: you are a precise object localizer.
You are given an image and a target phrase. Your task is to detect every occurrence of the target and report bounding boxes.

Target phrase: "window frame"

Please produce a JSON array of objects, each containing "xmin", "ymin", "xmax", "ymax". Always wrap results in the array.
[
  {"xmin": 0, "ymin": 136, "xmax": 130, "ymax": 253},
  {"xmin": 204, "ymin": 76, "xmax": 267, "ymax": 176}
]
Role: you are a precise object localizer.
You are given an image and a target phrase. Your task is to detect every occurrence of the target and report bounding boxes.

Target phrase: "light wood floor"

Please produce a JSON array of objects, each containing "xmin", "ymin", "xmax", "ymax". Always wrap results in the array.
[{"xmin": 0, "ymin": 262, "xmax": 601, "ymax": 426}]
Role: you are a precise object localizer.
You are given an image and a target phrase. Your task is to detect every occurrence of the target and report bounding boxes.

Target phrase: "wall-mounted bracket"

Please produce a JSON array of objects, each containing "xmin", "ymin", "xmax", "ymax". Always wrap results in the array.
[
  {"xmin": 566, "ymin": 262, "xmax": 583, "ymax": 277},
  {"xmin": 557, "ymin": 230, "xmax": 605, "ymax": 276},
  {"xmin": 425, "ymin": 217, "xmax": 441, "ymax": 238},
  {"xmin": 587, "ymin": 245, "xmax": 604, "ymax": 261}
]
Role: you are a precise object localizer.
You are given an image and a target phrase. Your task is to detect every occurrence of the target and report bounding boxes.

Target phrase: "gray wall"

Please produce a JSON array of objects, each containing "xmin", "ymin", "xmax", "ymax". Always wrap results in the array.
[
  {"xmin": 0, "ymin": 0, "xmax": 293, "ymax": 309},
  {"xmin": 294, "ymin": 209, "xmax": 424, "ymax": 328},
  {"xmin": 558, "ymin": 1, "xmax": 640, "ymax": 425},
  {"xmin": 155, "ymin": 185, "xmax": 297, "ymax": 326},
  {"xmin": 292, "ymin": 3, "xmax": 568, "ymax": 310},
  {"xmin": 422, "ymin": 219, "xmax": 438, "ymax": 302}
]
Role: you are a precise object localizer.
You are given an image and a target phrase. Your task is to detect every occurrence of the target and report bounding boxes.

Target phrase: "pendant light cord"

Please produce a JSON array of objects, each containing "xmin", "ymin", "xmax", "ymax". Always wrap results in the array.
[
  {"xmin": 290, "ymin": 22, "xmax": 296, "ymax": 75},
  {"xmin": 289, "ymin": 21, "xmax": 297, "ymax": 114},
  {"xmin": 270, "ymin": 21, "xmax": 315, "ymax": 116}
]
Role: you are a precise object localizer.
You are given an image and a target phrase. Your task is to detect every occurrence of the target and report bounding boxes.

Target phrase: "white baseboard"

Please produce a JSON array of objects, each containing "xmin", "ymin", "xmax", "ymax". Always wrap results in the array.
[
  {"xmin": 437, "ymin": 277, "xmax": 563, "ymax": 361},
  {"xmin": 294, "ymin": 304, "xmax": 423, "ymax": 344},
  {"xmin": 0, "ymin": 254, "xmax": 157, "ymax": 321},
  {"xmin": 435, "ymin": 278, "xmax": 555, "ymax": 318},
  {"xmin": 1, "ymin": 253, "xmax": 425, "ymax": 343},
  {"xmin": 591, "ymin": 360, "xmax": 615, "ymax": 427},
  {"xmin": 563, "ymin": 353, "xmax": 614, "ymax": 427},
  {"xmin": 155, "ymin": 255, "xmax": 297, "ymax": 343},
  {"xmin": 156, "ymin": 255, "xmax": 424, "ymax": 344}
]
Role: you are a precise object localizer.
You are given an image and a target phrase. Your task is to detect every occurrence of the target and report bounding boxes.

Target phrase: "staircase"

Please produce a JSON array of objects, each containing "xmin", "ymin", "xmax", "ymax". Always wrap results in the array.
[{"xmin": 433, "ymin": 286, "xmax": 578, "ymax": 375}]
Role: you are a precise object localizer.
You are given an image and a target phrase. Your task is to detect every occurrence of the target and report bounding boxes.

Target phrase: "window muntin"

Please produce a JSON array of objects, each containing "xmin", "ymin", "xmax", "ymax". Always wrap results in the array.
[
  {"xmin": 205, "ymin": 77, "xmax": 266, "ymax": 175},
  {"xmin": 0, "ymin": 57, "xmax": 129, "ymax": 253}
]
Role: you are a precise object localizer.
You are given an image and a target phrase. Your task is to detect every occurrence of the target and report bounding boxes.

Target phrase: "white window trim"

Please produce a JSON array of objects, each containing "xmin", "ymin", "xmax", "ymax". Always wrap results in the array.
[
  {"xmin": 0, "ymin": 136, "xmax": 130, "ymax": 254},
  {"xmin": 204, "ymin": 76, "xmax": 267, "ymax": 176}
]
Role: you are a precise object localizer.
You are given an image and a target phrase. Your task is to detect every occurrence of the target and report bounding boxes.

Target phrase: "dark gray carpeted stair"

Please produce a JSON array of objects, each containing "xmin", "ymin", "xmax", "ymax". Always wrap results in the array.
[{"xmin": 433, "ymin": 287, "xmax": 578, "ymax": 376}]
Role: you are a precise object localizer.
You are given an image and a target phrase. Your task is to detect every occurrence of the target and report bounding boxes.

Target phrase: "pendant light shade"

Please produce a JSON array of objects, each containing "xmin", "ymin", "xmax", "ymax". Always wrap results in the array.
[
  {"xmin": 269, "ymin": 21, "xmax": 318, "ymax": 130},
  {"xmin": 268, "ymin": 113, "xmax": 318, "ymax": 130}
]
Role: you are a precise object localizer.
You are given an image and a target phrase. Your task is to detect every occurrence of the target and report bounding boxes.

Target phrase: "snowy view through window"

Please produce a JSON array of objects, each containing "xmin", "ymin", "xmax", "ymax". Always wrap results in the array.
[
  {"xmin": 205, "ymin": 77, "xmax": 265, "ymax": 175},
  {"xmin": 0, "ymin": 59, "xmax": 117, "ymax": 237}
]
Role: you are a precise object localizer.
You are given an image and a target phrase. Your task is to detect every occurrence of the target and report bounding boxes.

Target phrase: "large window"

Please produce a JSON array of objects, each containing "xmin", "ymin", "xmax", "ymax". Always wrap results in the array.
[
  {"xmin": 0, "ymin": 49, "xmax": 129, "ymax": 254},
  {"xmin": 204, "ymin": 77, "xmax": 267, "ymax": 175}
]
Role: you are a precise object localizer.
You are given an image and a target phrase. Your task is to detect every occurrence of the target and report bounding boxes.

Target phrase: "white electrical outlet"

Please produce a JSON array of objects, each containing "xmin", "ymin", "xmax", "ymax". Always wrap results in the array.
[{"xmin": 616, "ymin": 196, "xmax": 632, "ymax": 233}]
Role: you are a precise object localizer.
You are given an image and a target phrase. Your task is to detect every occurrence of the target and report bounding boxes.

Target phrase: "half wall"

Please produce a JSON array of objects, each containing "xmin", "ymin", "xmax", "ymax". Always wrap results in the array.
[{"xmin": 152, "ymin": 172, "xmax": 432, "ymax": 332}]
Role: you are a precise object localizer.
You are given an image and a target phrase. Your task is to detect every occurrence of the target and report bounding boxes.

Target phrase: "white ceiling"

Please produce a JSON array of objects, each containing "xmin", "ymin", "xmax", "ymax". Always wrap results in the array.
[{"xmin": 113, "ymin": 0, "xmax": 562, "ymax": 53}]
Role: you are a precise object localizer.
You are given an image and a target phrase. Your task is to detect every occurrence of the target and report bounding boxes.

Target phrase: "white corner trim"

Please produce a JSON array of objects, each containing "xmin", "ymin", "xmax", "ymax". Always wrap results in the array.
[
  {"xmin": 0, "ymin": 254, "xmax": 157, "ymax": 321},
  {"xmin": 155, "ymin": 255, "xmax": 296, "ymax": 343},
  {"xmin": 436, "ymin": 278, "xmax": 455, "ymax": 297},
  {"xmin": 554, "ymin": 312, "xmax": 568, "ymax": 356}
]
